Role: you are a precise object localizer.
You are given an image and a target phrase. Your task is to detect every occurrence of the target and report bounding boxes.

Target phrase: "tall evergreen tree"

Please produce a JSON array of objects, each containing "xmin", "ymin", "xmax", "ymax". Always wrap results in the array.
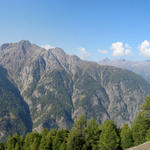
[
  {"xmin": 38, "ymin": 128, "xmax": 49, "ymax": 150},
  {"xmin": 39, "ymin": 128, "xmax": 56, "ymax": 150},
  {"xmin": 98, "ymin": 120, "xmax": 120, "ymax": 150},
  {"xmin": 52, "ymin": 129, "xmax": 68, "ymax": 150},
  {"xmin": 85, "ymin": 118, "xmax": 100, "ymax": 150},
  {"xmin": 132, "ymin": 96, "xmax": 150, "ymax": 146},
  {"xmin": 6, "ymin": 134, "xmax": 22, "ymax": 150},
  {"xmin": 23, "ymin": 132, "xmax": 41, "ymax": 150},
  {"xmin": 146, "ymin": 128, "xmax": 150, "ymax": 141},
  {"xmin": 141, "ymin": 96, "xmax": 150, "ymax": 121},
  {"xmin": 67, "ymin": 115, "xmax": 87, "ymax": 150},
  {"xmin": 120, "ymin": 124, "xmax": 133, "ymax": 149},
  {"xmin": 132, "ymin": 113, "xmax": 149, "ymax": 145}
]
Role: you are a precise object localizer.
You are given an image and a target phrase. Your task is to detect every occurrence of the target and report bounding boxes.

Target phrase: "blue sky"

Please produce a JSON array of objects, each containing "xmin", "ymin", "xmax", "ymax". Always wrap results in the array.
[{"xmin": 0, "ymin": 0, "xmax": 150, "ymax": 61}]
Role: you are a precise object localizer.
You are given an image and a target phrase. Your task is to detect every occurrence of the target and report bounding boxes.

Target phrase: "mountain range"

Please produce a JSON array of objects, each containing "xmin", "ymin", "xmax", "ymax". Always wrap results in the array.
[
  {"xmin": 0, "ymin": 40, "xmax": 150, "ymax": 141},
  {"xmin": 99, "ymin": 58, "xmax": 150, "ymax": 83}
]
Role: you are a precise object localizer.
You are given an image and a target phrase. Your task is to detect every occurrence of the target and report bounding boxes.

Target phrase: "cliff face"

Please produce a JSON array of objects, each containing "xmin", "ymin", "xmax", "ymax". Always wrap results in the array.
[{"xmin": 0, "ymin": 40, "xmax": 150, "ymax": 138}]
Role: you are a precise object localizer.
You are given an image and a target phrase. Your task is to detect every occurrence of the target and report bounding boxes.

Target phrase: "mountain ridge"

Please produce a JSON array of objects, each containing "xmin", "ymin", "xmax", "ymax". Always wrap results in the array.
[
  {"xmin": 0, "ymin": 40, "xmax": 150, "ymax": 140},
  {"xmin": 99, "ymin": 58, "xmax": 150, "ymax": 83}
]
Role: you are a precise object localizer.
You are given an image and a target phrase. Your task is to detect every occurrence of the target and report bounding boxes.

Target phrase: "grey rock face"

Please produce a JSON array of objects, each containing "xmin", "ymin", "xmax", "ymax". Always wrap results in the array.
[{"xmin": 0, "ymin": 41, "xmax": 150, "ymax": 138}]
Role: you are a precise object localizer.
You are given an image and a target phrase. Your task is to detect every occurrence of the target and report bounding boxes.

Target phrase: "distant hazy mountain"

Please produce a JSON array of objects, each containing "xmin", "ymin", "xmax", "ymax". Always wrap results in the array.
[
  {"xmin": 0, "ymin": 41, "xmax": 150, "ymax": 140},
  {"xmin": 99, "ymin": 58, "xmax": 150, "ymax": 83}
]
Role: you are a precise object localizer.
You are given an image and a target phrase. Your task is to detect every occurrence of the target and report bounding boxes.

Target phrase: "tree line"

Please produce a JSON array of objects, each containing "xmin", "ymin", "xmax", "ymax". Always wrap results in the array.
[{"xmin": 1, "ymin": 96, "xmax": 150, "ymax": 150}]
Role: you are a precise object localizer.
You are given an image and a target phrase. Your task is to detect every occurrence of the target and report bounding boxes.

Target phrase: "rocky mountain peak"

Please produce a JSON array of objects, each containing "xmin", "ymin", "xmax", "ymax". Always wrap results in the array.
[
  {"xmin": 0, "ymin": 43, "xmax": 10, "ymax": 50},
  {"xmin": 18, "ymin": 40, "xmax": 32, "ymax": 54},
  {"xmin": 0, "ymin": 41, "xmax": 150, "ymax": 140},
  {"xmin": 19, "ymin": 40, "xmax": 31, "ymax": 47},
  {"xmin": 50, "ymin": 47, "xmax": 66, "ymax": 57}
]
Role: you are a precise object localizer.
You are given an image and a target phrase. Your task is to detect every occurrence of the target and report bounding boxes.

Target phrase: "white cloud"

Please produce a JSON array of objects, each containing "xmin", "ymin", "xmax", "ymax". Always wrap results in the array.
[
  {"xmin": 98, "ymin": 49, "xmax": 108, "ymax": 54},
  {"xmin": 110, "ymin": 42, "xmax": 132, "ymax": 56},
  {"xmin": 79, "ymin": 47, "xmax": 91, "ymax": 59},
  {"xmin": 138, "ymin": 40, "xmax": 150, "ymax": 57},
  {"xmin": 41, "ymin": 44, "xmax": 55, "ymax": 50}
]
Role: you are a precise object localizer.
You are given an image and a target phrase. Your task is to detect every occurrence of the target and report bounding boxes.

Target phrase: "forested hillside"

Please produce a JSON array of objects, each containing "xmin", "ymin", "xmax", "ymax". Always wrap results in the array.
[{"xmin": 1, "ymin": 96, "xmax": 150, "ymax": 150}]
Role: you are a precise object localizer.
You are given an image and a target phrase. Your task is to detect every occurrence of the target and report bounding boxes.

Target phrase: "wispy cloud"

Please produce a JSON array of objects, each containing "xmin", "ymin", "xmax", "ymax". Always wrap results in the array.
[
  {"xmin": 138, "ymin": 40, "xmax": 150, "ymax": 57},
  {"xmin": 41, "ymin": 44, "xmax": 55, "ymax": 50},
  {"xmin": 110, "ymin": 42, "xmax": 132, "ymax": 56},
  {"xmin": 79, "ymin": 47, "xmax": 91, "ymax": 59},
  {"xmin": 98, "ymin": 49, "xmax": 108, "ymax": 54}
]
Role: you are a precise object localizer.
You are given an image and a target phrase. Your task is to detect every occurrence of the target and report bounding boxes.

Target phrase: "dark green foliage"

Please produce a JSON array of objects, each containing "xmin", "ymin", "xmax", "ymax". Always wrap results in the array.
[
  {"xmin": 120, "ymin": 124, "xmax": 133, "ymax": 149},
  {"xmin": 132, "ymin": 113, "xmax": 149, "ymax": 146},
  {"xmin": 59, "ymin": 142, "xmax": 67, "ymax": 150},
  {"xmin": 39, "ymin": 128, "xmax": 56, "ymax": 150},
  {"xmin": 67, "ymin": 115, "xmax": 87, "ymax": 150},
  {"xmin": 23, "ymin": 132, "xmax": 41, "ymax": 150},
  {"xmin": 132, "ymin": 96, "xmax": 150, "ymax": 146},
  {"xmin": 98, "ymin": 120, "xmax": 120, "ymax": 150},
  {"xmin": 85, "ymin": 118, "xmax": 100, "ymax": 150},
  {"xmin": 52, "ymin": 129, "xmax": 68, "ymax": 150},
  {"xmin": 0, "ymin": 143, "xmax": 5, "ymax": 150},
  {"xmin": 38, "ymin": 128, "xmax": 49, "ymax": 150},
  {"xmin": 6, "ymin": 134, "xmax": 23, "ymax": 150},
  {"xmin": 146, "ymin": 128, "xmax": 150, "ymax": 141},
  {"xmin": 140, "ymin": 96, "xmax": 150, "ymax": 122}
]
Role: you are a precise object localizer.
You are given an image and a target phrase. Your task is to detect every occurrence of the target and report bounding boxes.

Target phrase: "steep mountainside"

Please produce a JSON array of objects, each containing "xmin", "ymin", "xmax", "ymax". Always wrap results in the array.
[
  {"xmin": 0, "ymin": 66, "xmax": 32, "ymax": 141},
  {"xmin": 0, "ymin": 40, "xmax": 150, "ymax": 138},
  {"xmin": 99, "ymin": 58, "xmax": 150, "ymax": 83}
]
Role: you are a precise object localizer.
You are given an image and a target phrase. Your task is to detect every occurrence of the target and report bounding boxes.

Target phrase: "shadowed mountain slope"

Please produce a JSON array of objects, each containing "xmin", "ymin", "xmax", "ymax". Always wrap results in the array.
[{"xmin": 0, "ymin": 66, "xmax": 32, "ymax": 141}]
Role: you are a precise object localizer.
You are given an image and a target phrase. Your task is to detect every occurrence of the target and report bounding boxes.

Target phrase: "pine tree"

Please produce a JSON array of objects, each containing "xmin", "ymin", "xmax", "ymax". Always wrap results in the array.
[
  {"xmin": 132, "ymin": 113, "xmax": 149, "ymax": 145},
  {"xmin": 39, "ymin": 128, "xmax": 57, "ymax": 150},
  {"xmin": 38, "ymin": 128, "xmax": 49, "ymax": 150},
  {"xmin": 67, "ymin": 115, "xmax": 87, "ymax": 150},
  {"xmin": 132, "ymin": 96, "xmax": 150, "ymax": 146},
  {"xmin": 23, "ymin": 132, "xmax": 41, "ymax": 150},
  {"xmin": 52, "ymin": 129, "xmax": 68, "ymax": 150},
  {"xmin": 146, "ymin": 128, "xmax": 150, "ymax": 141},
  {"xmin": 59, "ymin": 142, "xmax": 67, "ymax": 150},
  {"xmin": 85, "ymin": 118, "xmax": 100, "ymax": 150},
  {"xmin": 98, "ymin": 120, "xmax": 120, "ymax": 150},
  {"xmin": 141, "ymin": 96, "xmax": 150, "ymax": 121},
  {"xmin": 0, "ymin": 143, "xmax": 5, "ymax": 150},
  {"xmin": 120, "ymin": 124, "xmax": 133, "ymax": 149},
  {"xmin": 6, "ymin": 134, "xmax": 21, "ymax": 150}
]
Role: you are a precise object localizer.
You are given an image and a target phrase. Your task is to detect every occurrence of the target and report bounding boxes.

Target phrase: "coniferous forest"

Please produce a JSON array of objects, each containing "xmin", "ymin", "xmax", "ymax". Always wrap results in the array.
[{"xmin": 1, "ymin": 96, "xmax": 150, "ymax": 150}]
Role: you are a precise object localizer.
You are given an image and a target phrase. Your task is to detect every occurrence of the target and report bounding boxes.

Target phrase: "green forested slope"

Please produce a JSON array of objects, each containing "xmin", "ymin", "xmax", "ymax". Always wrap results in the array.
[{"xmin": 1, "ymin": 95, "xmax": 150, "ymax": 150}]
